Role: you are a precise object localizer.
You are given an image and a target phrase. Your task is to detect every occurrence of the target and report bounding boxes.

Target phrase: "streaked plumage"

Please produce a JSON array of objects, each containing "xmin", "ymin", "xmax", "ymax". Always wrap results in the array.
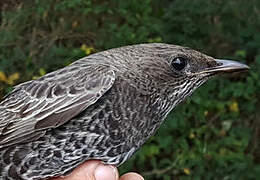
[{"xmin": 0, "ymin": 43, "xmax": 249, "ymax": 179}]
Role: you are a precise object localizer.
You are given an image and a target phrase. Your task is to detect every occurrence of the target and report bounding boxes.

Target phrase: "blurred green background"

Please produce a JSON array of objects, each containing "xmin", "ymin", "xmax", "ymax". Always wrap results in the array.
[{"xmin": 0, "ymin": 0, "xmax": 259, "ymax": 179}]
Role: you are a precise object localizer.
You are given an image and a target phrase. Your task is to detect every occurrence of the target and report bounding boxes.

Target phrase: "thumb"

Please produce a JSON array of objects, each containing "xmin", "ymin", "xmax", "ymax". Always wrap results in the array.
[{"xmin": 52, "ymin": 160, "xmax": 119, "ymax": 180}]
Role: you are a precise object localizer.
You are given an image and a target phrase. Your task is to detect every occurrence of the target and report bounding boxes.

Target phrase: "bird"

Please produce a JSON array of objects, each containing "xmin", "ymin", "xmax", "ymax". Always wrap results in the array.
[{"xmin": 0, "ymin": 43, "xmax": 249, "ymax": 179}]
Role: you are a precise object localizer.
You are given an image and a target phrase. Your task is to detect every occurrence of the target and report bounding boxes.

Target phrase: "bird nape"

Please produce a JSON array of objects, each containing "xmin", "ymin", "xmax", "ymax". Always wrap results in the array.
[{"xmin": 0, "ymin": 43, "xmax": 249, "ymax": 179}]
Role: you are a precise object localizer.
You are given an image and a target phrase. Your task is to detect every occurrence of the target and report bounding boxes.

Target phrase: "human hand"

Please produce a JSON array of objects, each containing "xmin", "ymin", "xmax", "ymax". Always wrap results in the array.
[{"xmin": 51, "ymin": 160, "xmax": 144, "ymax": 180}]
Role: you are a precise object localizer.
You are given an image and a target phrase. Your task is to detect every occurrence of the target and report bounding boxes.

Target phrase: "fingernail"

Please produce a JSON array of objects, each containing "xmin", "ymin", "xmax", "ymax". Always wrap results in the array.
[{"xmin": 94, "ymin": 164, "xmax": 118, "ymax": 180}]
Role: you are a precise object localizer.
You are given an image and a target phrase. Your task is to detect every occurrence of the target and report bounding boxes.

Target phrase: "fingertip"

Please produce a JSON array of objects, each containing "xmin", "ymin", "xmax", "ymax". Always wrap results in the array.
[
  {"xmin": 94, "ymin": 164, "xmax": 119, "ymax": 180},
  {"xmin": 120, "ymin": 172, "xmax": 144, "ymax": 180},
  {"xmin": 50, "ymin": 160, "xmax": 119, "ymax": 180},
  {"xmin": 50, "ymin": 160, "xmax": 101, "ymax": 180}
]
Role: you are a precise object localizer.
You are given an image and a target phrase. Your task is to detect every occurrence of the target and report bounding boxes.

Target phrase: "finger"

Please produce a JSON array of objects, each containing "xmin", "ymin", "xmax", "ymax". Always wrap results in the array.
[
  {"xmin": 120, "ymin": 172, "xmax": 144, "ymax": 180},
  {"xmin": 51, "ymin": 160, "xmax": 119, "ymax": 180}
]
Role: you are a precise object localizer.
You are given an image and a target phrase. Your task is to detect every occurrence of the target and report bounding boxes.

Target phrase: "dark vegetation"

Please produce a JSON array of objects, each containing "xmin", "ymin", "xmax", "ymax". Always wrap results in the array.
[{"xmin": 0, "ymin": 0, "xmax": 259, "ymax": 179}]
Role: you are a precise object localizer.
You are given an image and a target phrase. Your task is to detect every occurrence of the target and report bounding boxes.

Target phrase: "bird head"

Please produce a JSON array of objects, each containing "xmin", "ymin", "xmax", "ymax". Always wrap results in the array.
[{"xmin": 115, "ymin": 43, "xmax": 249, "ymax": 108}]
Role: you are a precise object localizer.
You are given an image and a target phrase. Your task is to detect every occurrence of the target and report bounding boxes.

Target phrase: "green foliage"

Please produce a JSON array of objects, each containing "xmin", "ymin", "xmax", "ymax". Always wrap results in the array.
[{"xmin": 0, "ymin": 0, "xmax": 259, "ymax": 179}]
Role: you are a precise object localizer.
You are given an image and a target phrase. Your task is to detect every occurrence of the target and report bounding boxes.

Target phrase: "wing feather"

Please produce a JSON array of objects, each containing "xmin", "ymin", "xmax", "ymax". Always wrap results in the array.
[{"xmin": 0, "ymin": 64, "xmax": 115, "ymax": 148}]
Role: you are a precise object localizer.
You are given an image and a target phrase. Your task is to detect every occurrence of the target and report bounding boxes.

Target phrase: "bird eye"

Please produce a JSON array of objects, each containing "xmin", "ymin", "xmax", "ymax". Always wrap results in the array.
[{"xmin": 171, "ymin": 57, "xmax": 187, "ymax": 71}]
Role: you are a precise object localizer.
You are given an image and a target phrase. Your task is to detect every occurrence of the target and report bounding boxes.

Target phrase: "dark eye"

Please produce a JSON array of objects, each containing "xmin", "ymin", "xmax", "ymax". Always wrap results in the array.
[{"xmin": 171, "ymin": 57, "xmax": 187, "ymax": 71}]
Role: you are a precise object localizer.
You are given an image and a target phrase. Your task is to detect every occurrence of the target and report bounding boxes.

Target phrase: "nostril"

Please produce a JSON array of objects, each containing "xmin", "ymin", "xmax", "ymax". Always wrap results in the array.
[{"xmin": 216, "ymin": 62, "xmax": 223, "ymax": 66}]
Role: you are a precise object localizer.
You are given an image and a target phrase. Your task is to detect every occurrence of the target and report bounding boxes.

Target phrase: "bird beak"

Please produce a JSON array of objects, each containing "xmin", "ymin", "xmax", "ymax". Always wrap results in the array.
[{"xmin": 202, "ymin": 59, "xmax": 250, "ymax": 74}]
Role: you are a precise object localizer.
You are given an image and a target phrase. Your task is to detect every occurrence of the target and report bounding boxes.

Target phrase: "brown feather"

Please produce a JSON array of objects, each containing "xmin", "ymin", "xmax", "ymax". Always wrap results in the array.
[{"xmin": 0, "ymin": 65, "xmax": 115, "ymax": 148}]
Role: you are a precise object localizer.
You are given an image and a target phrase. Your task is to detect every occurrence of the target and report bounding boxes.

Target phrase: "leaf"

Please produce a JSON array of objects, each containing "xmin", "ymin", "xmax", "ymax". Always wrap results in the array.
[
  {"xmin": 0, "ymin": 72, "xmax": 19, "ymax": 85},
  {"xmin": 7, "ymin": 73, "xmax": 20, "ymax": 85},
  {"xmin": 0, "ymin": 71, "xmax": 8, "ymax": 83},
  {"xmin": 229, "ymin": 101, "xmax": 239, "ymax": 112},
  {"xmin": 183, "ymin": 168, "xmax": 191, "ymax": 175}
]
